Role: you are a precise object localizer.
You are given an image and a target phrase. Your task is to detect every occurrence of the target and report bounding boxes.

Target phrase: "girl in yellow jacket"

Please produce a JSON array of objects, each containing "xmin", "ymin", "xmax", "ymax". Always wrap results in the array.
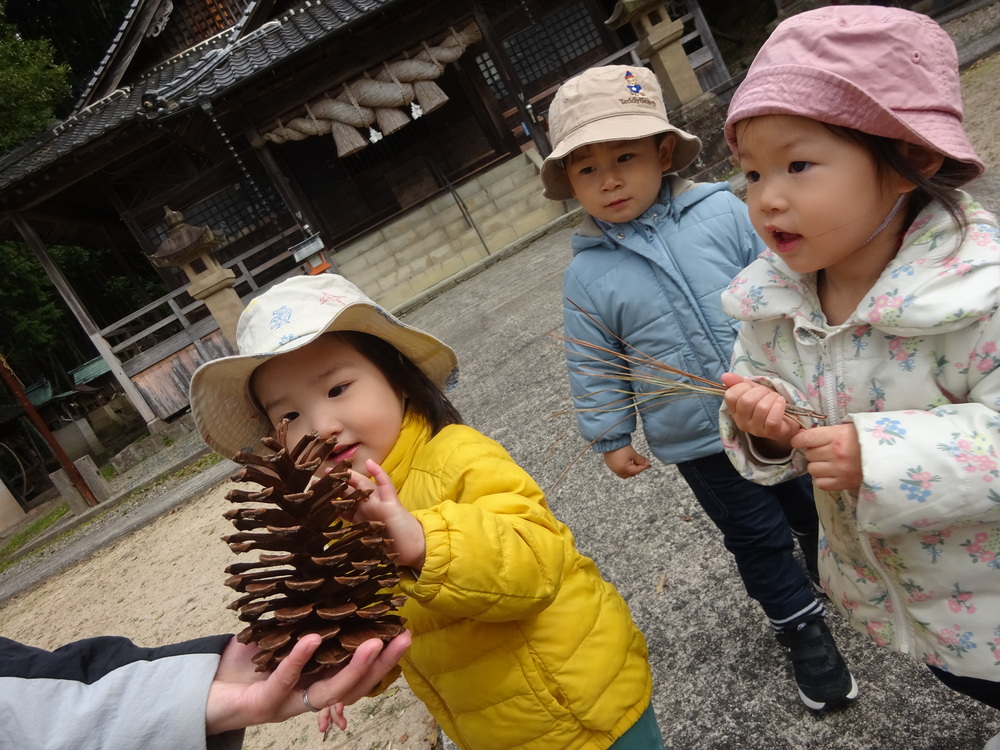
[{"xmin": 189, "ymin": 273, "xmax": 658, "ymax": 750}]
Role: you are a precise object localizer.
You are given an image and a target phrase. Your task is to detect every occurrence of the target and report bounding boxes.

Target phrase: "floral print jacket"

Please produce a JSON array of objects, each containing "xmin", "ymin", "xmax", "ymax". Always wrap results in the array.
[{"xmin": 719, "ymin": 193, "xmax": 1000, "ymax": 680}]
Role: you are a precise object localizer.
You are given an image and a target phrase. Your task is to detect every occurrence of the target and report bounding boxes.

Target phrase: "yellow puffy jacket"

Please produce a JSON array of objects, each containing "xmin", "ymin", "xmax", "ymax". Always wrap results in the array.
[{"xmin": 382, "ymin": 413, "xmax": 652, "ymax": 750}]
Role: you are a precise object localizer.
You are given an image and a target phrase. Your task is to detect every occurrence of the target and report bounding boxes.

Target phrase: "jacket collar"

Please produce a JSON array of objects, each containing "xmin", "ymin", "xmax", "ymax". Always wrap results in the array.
[
  {"xmin": 574, "ymin": 174, "xmax": 700, "ymax": 240},
  {"xmin": 734, "ymin": 193, "xmax": 1000, "ymax": 335},
  {"xmin": 380, "ymin": 410, "xmax": 432, "ymax": 487}
]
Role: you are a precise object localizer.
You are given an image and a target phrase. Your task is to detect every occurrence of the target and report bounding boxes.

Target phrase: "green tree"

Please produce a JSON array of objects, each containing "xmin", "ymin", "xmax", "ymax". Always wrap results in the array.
[
  {"xmin": 0, "ymin": 240, "xmax": 168, "ymax": 389},
  {"xmin": 4, "ymin": 0, "xmax": 132, "ymax": 102},
  {"xmin": 0, "ymin": 6, "xmax": 69, "ymax": 151},
  {"xmin": 0, "ymin": 242, "xmax": 84, "ymax": 387}
]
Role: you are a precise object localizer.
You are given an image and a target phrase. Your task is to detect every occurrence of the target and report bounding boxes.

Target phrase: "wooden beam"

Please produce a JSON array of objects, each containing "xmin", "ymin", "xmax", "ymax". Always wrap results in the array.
[
  {"xmin": 83, "ymin": 0, "xmax": 167, "ymax": 107},
  {"xmin": 471, "ymin": 0, "xmax": 552, "ymax": 157},
  {"xmin": 107, "ymin": 189, "xmax": 159, "ymax": 257},
  {"xmin": 8, "ymin": 211, "xmax": 160, "ymax": 427},
  {"xmin": 240, "ymin": 116, "xmax": 318, "ymax": 235},
  {"xmin": 0, "ymin": 129, "xmax": 163, "ymax": 213},
  {"xmin": 22, "ymin": 204, "xmax": 119, "ymax": 229}
]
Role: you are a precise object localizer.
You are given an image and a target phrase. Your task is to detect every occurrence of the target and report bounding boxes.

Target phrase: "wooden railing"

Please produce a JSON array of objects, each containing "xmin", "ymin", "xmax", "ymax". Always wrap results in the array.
[{"xmin": 102, "ymin": 225, "xmax": 302, "ymax": 377}]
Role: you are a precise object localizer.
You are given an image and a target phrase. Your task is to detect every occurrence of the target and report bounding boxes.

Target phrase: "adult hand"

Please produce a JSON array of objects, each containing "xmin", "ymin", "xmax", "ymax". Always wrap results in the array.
[
  {"xmin": 603, "ymin": 445, "xmax": 651, "ymax": 478},
  {"xmin": 721, "ymin": 373, "xmax": 801, "ymax": 456},
  {"xmin": 791, "ymin": 424, "xmax": 863, "ymax": 492},
  {"xmin": 205, "ymin": 629, "xmax": 412, "ymax": 735}
]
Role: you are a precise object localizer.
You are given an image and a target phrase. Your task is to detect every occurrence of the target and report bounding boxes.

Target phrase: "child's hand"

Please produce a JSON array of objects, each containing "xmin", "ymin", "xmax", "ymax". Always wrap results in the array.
[
  {"xmin": 721, "ymin": 373, "xmax": 802, "ymax": 456},
  {"xmin": 347, "ymin": 459, "xmax": 426, "ymax": 571},
  {"xmin": 317, "ymin": 704, "xmax": 343, "ymax": 734},
  {"xmin": 791, "ymin": 424, "xmax": 862, "ymax": 492},
  {"xmin": 603, "ymin": 445, "xmax": 652, "ymax": 478}
]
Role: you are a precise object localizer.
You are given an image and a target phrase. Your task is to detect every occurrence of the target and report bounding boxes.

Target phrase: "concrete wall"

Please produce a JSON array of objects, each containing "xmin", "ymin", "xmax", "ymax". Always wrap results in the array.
[
  {"xmin": 52, "ymin": 419, "xmax": 104, "ymax": 462},
  {"xmin": 335, "ymin": 150, "xmax": 567, "ymax": 310}
]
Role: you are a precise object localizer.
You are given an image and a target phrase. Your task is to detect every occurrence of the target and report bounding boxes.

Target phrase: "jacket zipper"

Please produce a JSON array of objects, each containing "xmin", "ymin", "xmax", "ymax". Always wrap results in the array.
[{"xmin": 819, "ymin": 333, "xmax": 911, "ymax": 656}]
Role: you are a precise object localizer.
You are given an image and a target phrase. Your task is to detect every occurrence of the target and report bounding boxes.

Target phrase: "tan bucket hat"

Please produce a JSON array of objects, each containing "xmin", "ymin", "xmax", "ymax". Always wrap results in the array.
[
  {"xmin": 541, "ymin": 65, "xmax": 702, "ymax": 201},
  {"xmin": 189, "ymin": 273, "xmax": 458, "ymax": 458}
]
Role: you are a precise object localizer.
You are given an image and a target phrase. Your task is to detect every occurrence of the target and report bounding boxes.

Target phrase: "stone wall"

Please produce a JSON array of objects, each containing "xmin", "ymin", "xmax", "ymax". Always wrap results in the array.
[{"xmin": 334, "ymin": 150, "xmax": 567, "ymax": 310}]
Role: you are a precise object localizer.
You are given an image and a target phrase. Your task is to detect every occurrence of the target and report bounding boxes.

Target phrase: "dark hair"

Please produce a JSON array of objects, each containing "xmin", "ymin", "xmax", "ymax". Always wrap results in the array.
[
  {"xmin": 823, "ymin": 125, "xmax": 971, "ymax": 238},
  {"xmin": 329, "ymin": 331, "xmax": 462, "ymax": 434}
]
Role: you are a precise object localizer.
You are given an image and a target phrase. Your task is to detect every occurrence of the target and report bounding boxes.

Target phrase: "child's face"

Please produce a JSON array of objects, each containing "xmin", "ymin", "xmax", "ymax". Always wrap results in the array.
[
  {"xmin": 565, "ymin": 135, "xmax": 675, "ymax": 223},
  {"xmin": 251, "ymin": 334, "xmax": 405, "ymax": 473},
  {"xmin": 736, "ymin": 114, "xmax": 913, "ymax": 278}
]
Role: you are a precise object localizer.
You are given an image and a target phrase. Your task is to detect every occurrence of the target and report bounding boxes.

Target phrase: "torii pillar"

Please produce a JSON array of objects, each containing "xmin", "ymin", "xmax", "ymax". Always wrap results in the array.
[
  {"xmin": 149, "ymin": 207, "xmax": 243, "ymax": 347},
  {"xmin": 606, "ymin": 0, "xmax": 704, "ymax": 110}
]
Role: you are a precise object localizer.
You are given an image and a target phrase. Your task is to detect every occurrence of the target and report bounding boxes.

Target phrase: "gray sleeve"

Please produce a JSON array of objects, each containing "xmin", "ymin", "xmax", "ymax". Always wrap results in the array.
[{"xmin": 0, "ymin": 635, "xmax": 244, "ymax": 750}]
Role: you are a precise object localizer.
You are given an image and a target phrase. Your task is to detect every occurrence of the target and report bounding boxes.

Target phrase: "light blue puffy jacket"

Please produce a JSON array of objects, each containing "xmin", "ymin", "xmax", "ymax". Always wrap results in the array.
[{"xmin": 562, "ymin": 175, "xmax": 764, "ymax": 465}]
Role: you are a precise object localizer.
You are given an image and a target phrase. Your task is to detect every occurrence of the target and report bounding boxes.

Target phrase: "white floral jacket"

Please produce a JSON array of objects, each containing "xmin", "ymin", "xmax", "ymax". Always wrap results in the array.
[{"xmin": 719, "ymin": 193, "xmax": 1000, "ymax": 680}]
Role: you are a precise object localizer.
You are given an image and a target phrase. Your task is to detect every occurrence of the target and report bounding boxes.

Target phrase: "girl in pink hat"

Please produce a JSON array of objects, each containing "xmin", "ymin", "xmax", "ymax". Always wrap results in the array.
[{"xmin": 719, "ymin": 4, "xmax": 1000, "ymax": 725}]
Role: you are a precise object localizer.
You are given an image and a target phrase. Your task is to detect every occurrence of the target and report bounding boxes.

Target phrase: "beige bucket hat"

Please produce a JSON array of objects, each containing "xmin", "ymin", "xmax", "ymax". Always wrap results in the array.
[
  {"xmin": 541, "ymin": 65, "xmax": 702, "ymax": 201},
  {"xmin": 189, "ymin": 273, "xmax": 458, "ymax": 458}
]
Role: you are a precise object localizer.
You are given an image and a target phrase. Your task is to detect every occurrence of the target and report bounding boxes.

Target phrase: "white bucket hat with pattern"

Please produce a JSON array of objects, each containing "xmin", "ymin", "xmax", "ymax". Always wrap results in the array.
[{"xmin": 189, "ymin": 273, "xmax": 458, "ymax": 458}]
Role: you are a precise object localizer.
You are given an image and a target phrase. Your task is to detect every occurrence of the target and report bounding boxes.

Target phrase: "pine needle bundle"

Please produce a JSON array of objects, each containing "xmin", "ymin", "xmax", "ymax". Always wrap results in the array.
[
  {"xmin": 221, "ymin": 420, "xmax": 406, "ymax": 675},
  {"xmin": 556, "ymin": 299, "xmax": 825, "ymax": 423}
]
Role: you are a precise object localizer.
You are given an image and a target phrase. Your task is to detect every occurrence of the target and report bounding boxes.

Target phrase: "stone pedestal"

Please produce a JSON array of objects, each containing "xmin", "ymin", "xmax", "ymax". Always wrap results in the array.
[
  {"xmin": 0, "ymin": 478, "xmax": 26, "ymax": 532},
  {"xmin": 149, "ymin": 207, "xmax": 244, "ymax": 348},
  {"xmin": 188, "ymin": 266, "xmax": 242, "ymax": 345},
  {"xmin": 48, "ymin": 468, "xmax": 91, "ymax": 515},
  {"xmin": 73, "ymin": 455, "xmax": 111, "ymax": 503},
  {"xmin": 639, "ymin": 17, "xmax": 703, "ymax": 109},
  {"xmin": 608, "ymin": 0, "xmax": 704, "ymax": 109},
  {"xmin": 53, "ymin": 418, "xmax": 104, "ymax": 461}
]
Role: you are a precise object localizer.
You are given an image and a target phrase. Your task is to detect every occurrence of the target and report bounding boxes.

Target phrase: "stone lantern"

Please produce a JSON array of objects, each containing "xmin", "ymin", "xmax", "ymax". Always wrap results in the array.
[
  {"xmin": 606, "ymin": 0, "xmax": 704, "ymax": 109},
  {"xmin": 149, "ymin": 207, "xmax": 243, "ymax": 346}
]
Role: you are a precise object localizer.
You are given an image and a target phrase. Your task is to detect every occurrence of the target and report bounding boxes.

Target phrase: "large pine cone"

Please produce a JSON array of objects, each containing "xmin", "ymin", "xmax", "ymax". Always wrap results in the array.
[{"xmin": 221, "ymin": 420, "xmax": 406, "ymax": 674}]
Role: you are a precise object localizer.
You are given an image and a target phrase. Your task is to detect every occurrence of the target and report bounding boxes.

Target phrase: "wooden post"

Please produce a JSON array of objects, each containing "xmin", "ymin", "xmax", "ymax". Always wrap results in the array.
[
  {"xmin": 8, "ymin": 211, "xmax": 161, "ymax": 428},
  {"xmin": 471, "ymin": 0, "xmax": 552, "ymax": 157},
  {"xmin": 0, "ymin": 357, "xmax": 99, "ymax": 507},
  {"xmin": 241, "ymin": 117, "xmax": 322, "ymax": 239}
]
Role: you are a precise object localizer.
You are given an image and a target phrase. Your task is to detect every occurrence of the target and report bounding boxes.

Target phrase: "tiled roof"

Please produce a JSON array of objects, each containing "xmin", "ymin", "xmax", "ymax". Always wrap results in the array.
[{"xmin": 0, "ymin": 0, "xmax": 400, "ymax": 192}]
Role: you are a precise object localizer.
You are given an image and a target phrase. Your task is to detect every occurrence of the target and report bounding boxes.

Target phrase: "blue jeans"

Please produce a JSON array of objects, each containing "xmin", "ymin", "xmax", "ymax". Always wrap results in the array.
[
  {"xmin": 929, "ymin": 666, "xmax": 1000, "ymax": 709},
  {"xmin": 675, "ymin": 451, "xmax": 822, "ymax": 627}
]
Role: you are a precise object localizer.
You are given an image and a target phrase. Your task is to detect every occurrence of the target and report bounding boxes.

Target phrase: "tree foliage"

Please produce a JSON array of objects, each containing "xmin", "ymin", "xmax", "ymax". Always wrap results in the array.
[
  {"xmin": 3, "ymin": 0, "xmax": 132, "ymax": 104},
  {"xmin": 0, "ymin": 243, "xmax": 83, "ymax": 388},
  {"xmin": 0, "ymin": 241, "xmax": 169, "ymax": 389},
  {"xmin": 0, "ymin": 6, "xmax": 70, "ymax": 151}
]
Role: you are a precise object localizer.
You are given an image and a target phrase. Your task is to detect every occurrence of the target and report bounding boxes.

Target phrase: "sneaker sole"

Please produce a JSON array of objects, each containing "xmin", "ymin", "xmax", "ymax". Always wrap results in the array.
[{"xmin": 797, "ymin": 673, "xmax": 859, "ymax": 712}]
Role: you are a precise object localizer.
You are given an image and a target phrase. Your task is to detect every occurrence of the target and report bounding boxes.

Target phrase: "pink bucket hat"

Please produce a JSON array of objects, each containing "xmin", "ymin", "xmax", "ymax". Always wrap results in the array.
[
  {"xmin": 189, "ymin": 273, "xmax": 458, "ymax": 458},
  {"xmin": 725, "ymin": 6, "xmax": 984, "ymax": 184},
  {"xmin": 541, "ymin": 65, "xmax": 702, "ymax": 201}
]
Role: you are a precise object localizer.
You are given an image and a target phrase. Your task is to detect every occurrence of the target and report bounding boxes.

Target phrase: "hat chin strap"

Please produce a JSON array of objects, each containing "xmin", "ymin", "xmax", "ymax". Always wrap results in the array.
[{"xmin": 859, "ymin": 194, "xmax": 906, "ymax": 249}]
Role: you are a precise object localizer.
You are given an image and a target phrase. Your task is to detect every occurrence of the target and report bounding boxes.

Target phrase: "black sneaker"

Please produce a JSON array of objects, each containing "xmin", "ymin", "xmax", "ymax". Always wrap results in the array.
[{"xmin": 777, "ymin": 618, "xmax": 859, "ymax": 711}]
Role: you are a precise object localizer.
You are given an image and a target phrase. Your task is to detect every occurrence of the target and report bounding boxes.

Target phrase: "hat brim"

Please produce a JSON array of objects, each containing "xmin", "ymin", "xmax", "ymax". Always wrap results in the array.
[
  {"xmin": 189, "ymin": 301, "xmax": 458, "ymax": 458},
  {"xmin": 541, "ymin": 115, "xmax": 703, "ymax": 201},
  {"xmin": 725, "ymin": 65, "xmax": 984, "ymax": 184}
]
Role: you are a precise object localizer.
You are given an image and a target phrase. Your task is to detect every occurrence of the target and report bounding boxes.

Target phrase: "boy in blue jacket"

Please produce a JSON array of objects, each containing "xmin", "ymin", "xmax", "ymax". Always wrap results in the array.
[{"xmin": 542, "ymin": 65, "xmax": 857, "ymax": 711}]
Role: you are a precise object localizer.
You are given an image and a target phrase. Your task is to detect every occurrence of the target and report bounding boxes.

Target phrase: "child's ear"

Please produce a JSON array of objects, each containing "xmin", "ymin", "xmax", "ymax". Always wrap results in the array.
[
  {"xmin": 900, "ymin": 142, "xmax": 946, "ymax": 184},
  {"xmin": 658, "ymin": 134, "xmax": 677, "ymax": 171}
]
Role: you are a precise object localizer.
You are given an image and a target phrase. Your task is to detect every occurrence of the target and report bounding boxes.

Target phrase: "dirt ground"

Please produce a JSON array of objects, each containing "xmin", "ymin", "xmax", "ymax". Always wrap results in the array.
[
  {"xmin": 0, "ymin": 478, "xmax": 439, "ymax": 750},
  {"xmin": 1, "ymin": 22, "xmax": 998, "ymax": 750}
]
